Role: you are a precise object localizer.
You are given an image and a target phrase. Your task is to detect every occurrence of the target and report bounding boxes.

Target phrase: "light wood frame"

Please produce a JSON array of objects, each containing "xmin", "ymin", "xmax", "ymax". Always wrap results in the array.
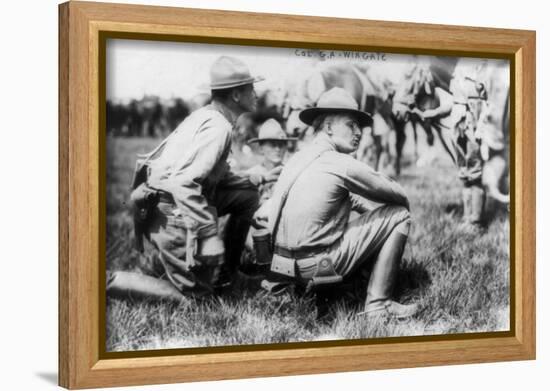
[{"xmin": 59, "ymin": 1, "xmax": 536, "ymax": 389}]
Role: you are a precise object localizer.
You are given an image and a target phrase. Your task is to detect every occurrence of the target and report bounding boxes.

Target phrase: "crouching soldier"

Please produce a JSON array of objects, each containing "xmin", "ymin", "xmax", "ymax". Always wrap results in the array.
[
  {"xmin": 267, "ymin": 87, "xmax": 419, "ymax": 318},
  {"xmin": 107, "ymin": 56, "xmax": 266, "ymax": 301},
  {"xmin": 242, "ymin": 119, "xmax": 297, "ymax": 267}
]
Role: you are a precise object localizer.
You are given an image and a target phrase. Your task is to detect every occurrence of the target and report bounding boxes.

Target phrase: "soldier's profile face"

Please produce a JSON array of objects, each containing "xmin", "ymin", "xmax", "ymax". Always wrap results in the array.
[
  {"xmin": 260, "ymin": 140, "xmax": 287, "ymax": 165},
  {"xmin": 328, "ymin": 114, "xmax": 362, "ymax": 154},
  {"xmin": 237, "ymin": 84, "xmax": 258, "ymax": 113}
]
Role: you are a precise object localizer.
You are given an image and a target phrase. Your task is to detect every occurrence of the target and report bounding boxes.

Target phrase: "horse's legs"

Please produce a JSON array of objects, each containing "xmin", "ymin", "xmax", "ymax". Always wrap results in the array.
[
  {"xmin": 393, "ymin": 121, "xmax": 407, "ymax": 176},
  {"xmin": 424, "ymin": 120, "xmax": 435, "ymax": 146},
  {"xmin": 374, "ymin": 134, "xmax": 385, "ymax": 171},
  {"xmin": 412, "ymin": 120, "xmax": 419, "ymax": 162}
]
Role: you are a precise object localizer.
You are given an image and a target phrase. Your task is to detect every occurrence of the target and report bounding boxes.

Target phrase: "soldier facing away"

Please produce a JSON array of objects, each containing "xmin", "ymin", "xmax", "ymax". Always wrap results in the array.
[{"xmin": 107, "ymin": 56, "xmax": 270, "ymax": 300}]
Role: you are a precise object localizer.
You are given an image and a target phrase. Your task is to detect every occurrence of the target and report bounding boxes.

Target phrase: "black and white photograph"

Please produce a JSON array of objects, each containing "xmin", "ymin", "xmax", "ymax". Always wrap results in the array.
[{"xmin": 104, "ymin": 38, "xmax": 510, "ymax": 352}]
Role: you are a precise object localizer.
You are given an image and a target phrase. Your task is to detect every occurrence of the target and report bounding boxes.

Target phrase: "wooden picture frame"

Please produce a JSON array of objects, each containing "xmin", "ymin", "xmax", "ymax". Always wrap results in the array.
[{"xmin": 58, "ymin": 0, "xmax": 535, "ymax": 389}]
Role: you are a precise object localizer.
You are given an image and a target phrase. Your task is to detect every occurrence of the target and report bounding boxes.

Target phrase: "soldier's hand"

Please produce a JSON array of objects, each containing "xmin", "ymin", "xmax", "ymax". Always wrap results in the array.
[
  {"xmin": 197, "ymin": 235, "xmax": 225, "ymax": 257},
  {"xmin": 251, "ymin": 199, "xmax": 271, "ymax": 229},
  {"xmin": 263, "ymin": 166, "xmax": 283, "ymax": 183},
  {"xmin": 411, "ymin": 107, "xmax": 425, "ymax": 120}
]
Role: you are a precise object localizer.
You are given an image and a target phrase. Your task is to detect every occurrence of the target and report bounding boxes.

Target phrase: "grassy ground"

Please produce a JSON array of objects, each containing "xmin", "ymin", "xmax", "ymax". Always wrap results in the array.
[{"xmin": 105, "ymin": 135, "xmax": 509, "ymax": 352}]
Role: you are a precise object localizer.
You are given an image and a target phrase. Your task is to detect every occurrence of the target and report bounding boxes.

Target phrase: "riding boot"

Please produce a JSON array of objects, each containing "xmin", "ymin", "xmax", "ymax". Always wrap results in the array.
[
  {"xmin": 361, "ymin": 227, "xmax": 418, "ymax": 319},
  {"xmin": 469, "ymin": 184, "xmax": 486, "ymax": 226},
  {"xmin": 217, "ymin": 215, "xmax": 252, "ymax": 290}
]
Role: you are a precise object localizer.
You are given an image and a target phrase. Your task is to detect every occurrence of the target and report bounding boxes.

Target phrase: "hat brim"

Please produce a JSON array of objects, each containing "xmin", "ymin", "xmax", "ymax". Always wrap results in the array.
[
  {"xmin": 210, "ymin": 76, "xmax": 265, "ymax": 90},
  {"xmin": 248, "ymin": 137, "xmax": 298, "ymax": 145},
  {"xmin": 299, "ymin": 107, "xmax": 373, "ymax": 128}
]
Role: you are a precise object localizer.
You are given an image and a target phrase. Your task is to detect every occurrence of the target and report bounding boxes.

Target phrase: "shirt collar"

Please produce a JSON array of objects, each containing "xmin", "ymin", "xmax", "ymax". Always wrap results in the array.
[
  {"xmin": 312, "ymin": 132, "xmax": 337, "ymax": 152},
  {"xmin": 209, "ymin": 101, "xmax": 239, "ymax": 127}
]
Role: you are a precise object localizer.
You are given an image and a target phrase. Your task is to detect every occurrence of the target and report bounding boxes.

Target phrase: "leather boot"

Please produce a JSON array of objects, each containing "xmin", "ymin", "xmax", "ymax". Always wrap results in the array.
[
  {"xmin": 469, "ymin": 184, "xmax": 486, "ymax": 225},
  {"xmin": 361, "ymin": 227, "xmax": 418, "ymax": 319},
  {"xmin": 215, "ymin": 215, "xmax": 252, "ymax": 290},
  {"xmin": 462, "ymin": 186, "xmax": 472, "ymax": 221},
  {"xmin": 224, "ymin": 215, "xmax": 252, "ymax": 274},
  {"xmin": 361, "ymin": 300, "xmax": 418, "ymax": 319}
]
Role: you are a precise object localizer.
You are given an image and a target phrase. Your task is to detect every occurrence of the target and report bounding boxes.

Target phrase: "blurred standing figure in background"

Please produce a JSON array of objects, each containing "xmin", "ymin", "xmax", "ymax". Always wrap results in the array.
[
  {"xmin": 411, "ymin": 58, "xmax": 510, "ymax": 228},
  {"xmin": 108, "ymin": 56, "xmax": 268, "ymax": 301}
]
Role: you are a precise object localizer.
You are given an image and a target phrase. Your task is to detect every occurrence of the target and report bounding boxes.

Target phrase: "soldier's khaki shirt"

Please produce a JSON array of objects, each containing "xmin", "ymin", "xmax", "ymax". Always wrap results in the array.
[
  {"xmin": 148, "ymin": 105, "xmax": 253, "ymax": 238},
  {"xmin": 269, "ymin": 133, "xmax": 409, "ymax": 250}
]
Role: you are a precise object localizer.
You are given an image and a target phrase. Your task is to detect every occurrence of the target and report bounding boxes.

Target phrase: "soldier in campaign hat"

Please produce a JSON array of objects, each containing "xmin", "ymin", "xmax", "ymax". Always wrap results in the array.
[
  {"xmin": 264, "ymin": 87, "xmax": 419, "ymax": 318},
  {"xmin": 240, "ymin": 119, "xmax": 298, "ymax": 269},
  {"xmin": 108, "ymin": 56, "xmax": 272, "ymax": 300},
  {"xmin": 246, "ymin": 119, "xmax": 297, "ymax": 203}
]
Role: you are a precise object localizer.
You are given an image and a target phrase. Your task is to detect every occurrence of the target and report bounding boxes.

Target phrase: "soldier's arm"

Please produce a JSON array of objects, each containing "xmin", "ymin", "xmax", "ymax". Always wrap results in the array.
[
  {"xmin": 168, "ymin": 120, "xmax": 231, "ymax": 239},
  {"xmin": 350, "ymin": 194, "xmax": 379, "ymax": 214},
  {"xmin": 227, "ymin": 164, "xmax": 283, "ymax": 189},
  {"xmin": 242, "ymin": 165, "xmax": 264, "ymax": 186},
  {"xmin": 413, "ymin": 86, "xmax": 453, "ymax": 120},
  {"xmin": 344, "ymin": 157, "xmax": 410, "ymax": 209},
  {"xmin": 222, "ymin": 166, "xmax": 263, "ymax": 189}
]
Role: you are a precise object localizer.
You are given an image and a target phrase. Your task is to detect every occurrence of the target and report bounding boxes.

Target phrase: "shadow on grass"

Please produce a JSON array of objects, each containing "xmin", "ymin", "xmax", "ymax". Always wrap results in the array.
[
  {"xmin": 444, "ymin": 202, "xmax": 463, "ymax": 217},
  {"xmin": 442, "ymin": 198, "xmax": 509, "ymax": 227},
  {"xmin": 302, "ymin": 256, "xmax": 432, "ymax": 322},
  {"xmin": 394, "ymin": 258, "xmax": 432, "ymax": 298},
  {"xmin": 484, "ymin": 198, "xmax": 510, "ymax": 225}
]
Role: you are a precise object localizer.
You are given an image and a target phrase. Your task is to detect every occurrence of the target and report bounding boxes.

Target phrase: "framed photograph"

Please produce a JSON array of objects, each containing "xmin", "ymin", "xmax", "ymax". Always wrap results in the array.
[{"xmin": 59, "ymin": 1, "xmax": 535, "ymax": 389}]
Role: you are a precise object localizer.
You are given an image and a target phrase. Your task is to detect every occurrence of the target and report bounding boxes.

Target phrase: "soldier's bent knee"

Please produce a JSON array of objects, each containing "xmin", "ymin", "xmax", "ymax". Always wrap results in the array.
[
  {"xmin": 242, "ymin": 189, "xmax": 260, "ymax": 215},
  {"xmin": 393, "ymin": 206, "xmax": 411, "ymax": 236}
]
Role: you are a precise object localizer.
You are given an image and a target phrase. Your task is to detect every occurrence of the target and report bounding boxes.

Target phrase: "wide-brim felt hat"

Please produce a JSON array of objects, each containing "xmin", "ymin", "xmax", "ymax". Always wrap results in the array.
[
  {"xmin": 299, "ymin": 87, "xmax": 373, "ymax": 128},
  {"xmin": 248, "ymin": 118, "xmax": 298, "ymax": 144},
  {"xmin": 210, "ymin": 56, "xmax": 265, "ymax": 90}
]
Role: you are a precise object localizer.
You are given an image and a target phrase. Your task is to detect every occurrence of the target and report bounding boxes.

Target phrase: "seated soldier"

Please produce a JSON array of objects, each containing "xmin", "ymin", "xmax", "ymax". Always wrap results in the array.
[
  {"xmin": 107, "ymin": 56, "xmax": 266, "ymax": 301},
  {"xmin": 266, "ymin": 87, "xmax": 419, "ymax": 318}
]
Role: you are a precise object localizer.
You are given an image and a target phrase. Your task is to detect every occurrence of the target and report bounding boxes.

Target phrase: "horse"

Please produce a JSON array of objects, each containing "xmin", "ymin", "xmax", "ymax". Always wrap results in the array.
[
  {"xmin": 393, "ymin": 55, "xmax": 510, "ymax": 207},
  {"xmin": 392, "ymin": 56, "xmax": 459, "ymax": 171}
]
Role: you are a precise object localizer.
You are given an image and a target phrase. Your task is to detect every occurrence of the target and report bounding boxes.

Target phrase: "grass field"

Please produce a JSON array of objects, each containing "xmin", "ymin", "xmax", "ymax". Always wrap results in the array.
[{"xmin": 105, "ymin": 135, "xmax": 509, "ymax": 352}]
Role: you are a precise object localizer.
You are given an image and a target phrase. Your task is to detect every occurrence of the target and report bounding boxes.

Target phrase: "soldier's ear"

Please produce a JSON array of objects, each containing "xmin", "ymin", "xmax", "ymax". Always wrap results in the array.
[{"xmin": 231, "ymin": 88, "xmax": 241, "ymax": 103}]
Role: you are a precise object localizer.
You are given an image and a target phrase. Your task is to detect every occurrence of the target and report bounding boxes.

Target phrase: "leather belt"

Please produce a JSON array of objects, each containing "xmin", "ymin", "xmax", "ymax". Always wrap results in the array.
[{"xmin": 274, "ymin": 244, "xmax": 328, "ymax": 260}]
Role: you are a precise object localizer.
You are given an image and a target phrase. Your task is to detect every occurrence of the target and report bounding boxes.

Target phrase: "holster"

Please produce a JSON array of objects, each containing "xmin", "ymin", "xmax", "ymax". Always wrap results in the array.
[
  {"xmin": 306, "ymin": 257, "xmax": 343, "ymax": 292},
  {"xmin": 130, "ymin": 182, "xmax": 160, "ymax": 252},
  {"xmin": 271, "ymin": 253, "xmax": 342, "ymax": 291}
]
